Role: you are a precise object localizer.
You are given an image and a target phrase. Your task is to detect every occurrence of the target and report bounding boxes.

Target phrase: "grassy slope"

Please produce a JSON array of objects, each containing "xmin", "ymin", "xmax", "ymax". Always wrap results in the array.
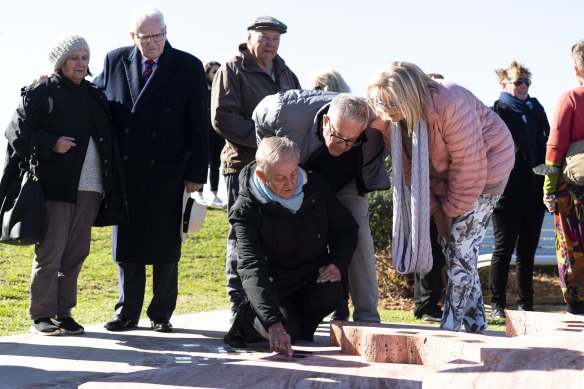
[{"xmin": 0, "ymin": 207, "xmax": 503, "ymax": 336}]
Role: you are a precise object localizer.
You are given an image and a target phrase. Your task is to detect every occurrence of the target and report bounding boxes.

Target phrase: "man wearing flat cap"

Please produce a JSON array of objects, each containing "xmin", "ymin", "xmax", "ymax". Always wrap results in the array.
[{"xmin": 211, "ymin": 15, "xmax": 300, "ymax": 321}]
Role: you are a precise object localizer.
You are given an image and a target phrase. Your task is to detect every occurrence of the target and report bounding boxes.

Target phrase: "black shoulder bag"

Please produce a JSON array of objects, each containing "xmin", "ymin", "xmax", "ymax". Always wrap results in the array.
[{"xmin": 0, "ymin": 108, "xmax": 47, "ymax": 245}]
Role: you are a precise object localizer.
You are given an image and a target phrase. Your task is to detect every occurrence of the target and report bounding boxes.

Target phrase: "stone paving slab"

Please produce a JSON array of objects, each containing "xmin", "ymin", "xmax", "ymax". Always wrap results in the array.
[
  {"xmin": 2, "ymin": 309, "xmax": 582, "ymax": 388},
  {"xmin": 334, "ymin": 310, "xmax": 584, "ymax": 389},
  {"xmin": 0, "ymin": 311, "xmax": 433, "ymax": 388}
]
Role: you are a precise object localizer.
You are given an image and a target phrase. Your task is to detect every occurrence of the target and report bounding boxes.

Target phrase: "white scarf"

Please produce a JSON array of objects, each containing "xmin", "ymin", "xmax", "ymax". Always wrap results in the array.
[{"xmin": 390, "ymin": 120, "xmax": 432, "ymax": 273}]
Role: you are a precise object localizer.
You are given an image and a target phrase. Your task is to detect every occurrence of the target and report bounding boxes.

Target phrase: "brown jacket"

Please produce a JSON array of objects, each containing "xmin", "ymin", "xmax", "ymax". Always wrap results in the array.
[{"xmin": 211, "ymin": 43, "xmax": 301, "ymax": 175}]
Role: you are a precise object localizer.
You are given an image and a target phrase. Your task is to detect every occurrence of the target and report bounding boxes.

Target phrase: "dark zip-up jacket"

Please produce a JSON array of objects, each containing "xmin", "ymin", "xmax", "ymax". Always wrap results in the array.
[
  {"xmin": 4, "ymin": 75, "xmax": 128, "ymax": 226},
  {"xmin": 229, "ymin": 162, "xmax": 358, "ymax": 327}
]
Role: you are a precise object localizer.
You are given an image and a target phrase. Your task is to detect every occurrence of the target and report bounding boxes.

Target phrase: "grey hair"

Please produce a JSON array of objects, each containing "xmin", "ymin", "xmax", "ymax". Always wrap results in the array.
[
  {"xmin": 256, "ymin": 136, "xmax": 299, "ymax": 172},
  {"xmin": 130, "ymin": 5, "xmax": 166, "ymax": 33},
  {"xmin": 327, "ymin": 93, "xmax": 369, "ymax": 127}
]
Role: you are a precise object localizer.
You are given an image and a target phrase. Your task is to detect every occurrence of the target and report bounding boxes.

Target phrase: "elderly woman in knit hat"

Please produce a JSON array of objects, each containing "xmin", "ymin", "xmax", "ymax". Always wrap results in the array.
[
  {"xmin": 4, "ymin": 34, "xmax": 127, "ymax": 336},
  {"xmin": 367, "ymin": 61, "xmax": 515, "ymax": 333}
]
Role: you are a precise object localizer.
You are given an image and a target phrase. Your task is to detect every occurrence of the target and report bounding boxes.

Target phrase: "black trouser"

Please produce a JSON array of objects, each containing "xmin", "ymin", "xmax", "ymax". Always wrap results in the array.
[
  {"xmin": 115, "ymin": 262, "xmax": 178, "ymax": 322},
  {"xmin": 489, "ymin": 207, "xmax": 545, "ymax": 310},
  {"xmin": 208, "ymin": 131, "xmax": 225, "ymax": 192},
  {"xmin": 278, "ymin": 281, "xmax": 343, "ymax": 341},
  {"xmin": 413, "ymin": 220, "xmax": 446, "ymax": 317}
]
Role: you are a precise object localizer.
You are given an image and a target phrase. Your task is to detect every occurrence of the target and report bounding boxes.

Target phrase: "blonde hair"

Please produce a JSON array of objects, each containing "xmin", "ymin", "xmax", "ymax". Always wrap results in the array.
[
  {"xmin": 572, "ymin": 41, "xmax": 584, "ymax": 70},
  {"xmin": 256, "ymin": 136, "xmax": 299, "ymax": 173},
  {"xmin": 367, "ymin": 61, "xmax": 439, "ymax": 135},
  {"xmin": 311, "ymin": 68, "xmax": 351, "ymax": 93},
  {"xmin": 494, "ymin": 60, "xmax": 531, "ymax": 85}
]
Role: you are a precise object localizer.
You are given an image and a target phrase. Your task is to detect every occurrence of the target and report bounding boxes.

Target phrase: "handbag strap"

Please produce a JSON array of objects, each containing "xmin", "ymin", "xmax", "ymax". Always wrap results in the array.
[{"xmin": 27, "ymin": 82, "xmax": 51, "ymax": 178}]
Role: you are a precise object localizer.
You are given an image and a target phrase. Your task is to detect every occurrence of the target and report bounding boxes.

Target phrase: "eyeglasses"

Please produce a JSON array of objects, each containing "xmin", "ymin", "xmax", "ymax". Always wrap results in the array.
[
  {"xmin": 376, "ymin": 99, "xmax": 400, "ymax": 112},
  {"xmin": 314, "ymin": 83, "xmax": 324, "ymax": 91},
  {"xmin": 508, "ymin": 78, "xmax": 531, "ymax": 87},
  {"xmin": 328, "ymin": 119, "xmax": 362, "ymax": 147},
  {"xmin": 136, "ymin": 31, "xmax": 166, "ymax": 43}
]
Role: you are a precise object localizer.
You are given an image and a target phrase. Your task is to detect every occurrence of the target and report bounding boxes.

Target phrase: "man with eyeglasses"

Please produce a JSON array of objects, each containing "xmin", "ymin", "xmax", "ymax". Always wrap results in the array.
[
  {"xmin": 211, "ymin": 15, "xmax": 300, "ymax": 323},
  {"xmin": 253, "ymin": 91, "xmax": 390, "ymax": 323},
  {"xmin": 93, "ymin": 5, "xmax": 209, "ymax": 333}
]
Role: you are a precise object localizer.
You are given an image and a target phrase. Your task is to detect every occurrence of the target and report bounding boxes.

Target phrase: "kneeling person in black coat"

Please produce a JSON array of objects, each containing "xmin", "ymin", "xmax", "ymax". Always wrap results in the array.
[{"xmin": 226, "ymin": 136, "xmax": 358, "ymax": 356}]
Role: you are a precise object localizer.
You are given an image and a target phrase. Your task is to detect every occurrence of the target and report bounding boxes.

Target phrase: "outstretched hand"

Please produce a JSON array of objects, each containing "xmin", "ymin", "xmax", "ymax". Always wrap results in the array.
[{"xmin": 268, "ymin": 322, "xmax": 293, "ymax": 357}]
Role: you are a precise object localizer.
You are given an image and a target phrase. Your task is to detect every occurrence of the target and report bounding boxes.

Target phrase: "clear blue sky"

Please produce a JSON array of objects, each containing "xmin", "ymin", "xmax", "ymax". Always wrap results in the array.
[{"xmin": 0, "ymin": 0, "xmax": 582, "ymax": 163}]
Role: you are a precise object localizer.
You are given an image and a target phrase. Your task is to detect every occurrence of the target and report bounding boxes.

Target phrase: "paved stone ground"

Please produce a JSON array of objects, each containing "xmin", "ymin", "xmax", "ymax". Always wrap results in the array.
[
  {"xmin": 1, "ymin": 309, "xmax": 582, "ymax": 388},
  {"xmin": 0, "ymin": 311, "xmax": 432, "ymax": 388}
]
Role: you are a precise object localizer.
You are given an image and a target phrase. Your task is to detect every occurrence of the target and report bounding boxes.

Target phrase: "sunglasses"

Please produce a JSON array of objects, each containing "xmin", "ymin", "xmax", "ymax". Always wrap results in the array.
[{"xmin": 508, "ymin": 78, "xmax": 531, "ymax": 87}]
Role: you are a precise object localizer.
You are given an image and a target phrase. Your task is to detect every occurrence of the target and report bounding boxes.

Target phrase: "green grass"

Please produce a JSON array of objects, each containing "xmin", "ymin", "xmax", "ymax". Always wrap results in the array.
[
  {"xmin": 0, "ymin": 208, "xmax": 230, "ymax": 336},
  {"xmin": 0, "ymin": 207, "xmax": 505, "ymax": 336}
]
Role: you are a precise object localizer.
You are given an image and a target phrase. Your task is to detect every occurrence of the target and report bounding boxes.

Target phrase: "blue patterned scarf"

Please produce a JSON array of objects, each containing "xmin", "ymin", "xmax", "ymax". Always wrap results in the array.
[
  {"xmin": 499, "ymin": 91, "xmax": 545, "ymax": 169},
  {"xmin": 252, "ymin": 167, "xmax": 306, "ymax": 213}
]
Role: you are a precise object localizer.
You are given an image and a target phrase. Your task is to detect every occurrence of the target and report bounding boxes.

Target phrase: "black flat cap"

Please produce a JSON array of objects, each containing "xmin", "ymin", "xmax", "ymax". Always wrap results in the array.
[{"xmin": 247, "ymin": 15, "xmax": 287, "ymax": 34}]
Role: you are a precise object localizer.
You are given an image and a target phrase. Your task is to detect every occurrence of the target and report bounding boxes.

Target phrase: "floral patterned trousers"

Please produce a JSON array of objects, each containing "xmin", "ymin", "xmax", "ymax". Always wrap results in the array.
[
  {"xmin": 440, "ymin": 194, "xmax": 500, "ymax": 332},
  {"xmin": 554, "ymin": 181, "xmax": 584, "ymax": 313}
]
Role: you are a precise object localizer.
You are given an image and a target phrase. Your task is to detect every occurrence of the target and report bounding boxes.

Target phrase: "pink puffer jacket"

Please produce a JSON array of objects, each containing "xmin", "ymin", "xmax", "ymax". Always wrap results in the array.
[{"xmin": 407, "ymin": 82, "xmax": 515, "ymax": 218}]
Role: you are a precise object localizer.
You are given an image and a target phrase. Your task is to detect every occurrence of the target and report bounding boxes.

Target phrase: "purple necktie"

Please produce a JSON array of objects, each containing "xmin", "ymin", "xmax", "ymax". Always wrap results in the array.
[{"xmin": 143, "ymin": 59, "xmax": 154, "ymax": 83}]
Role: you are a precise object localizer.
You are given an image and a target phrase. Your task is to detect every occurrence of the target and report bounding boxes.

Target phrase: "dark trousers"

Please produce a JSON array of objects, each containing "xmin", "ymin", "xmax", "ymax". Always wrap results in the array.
[
  {"xmin": 278, "ymin": 281, "xmax": 343, "ymax": 341},
  {"xmin": 489, "ymin": 207, "xmax": 545, "ymax": 310},
  {"xmin": 115, "ymin": 262, "xmax": 178, "ymax": 322},
  {"xmin": 413, "ymin": 220, "xmax": 446, "ymax": 317},
  {"xmin": 208, "ymin": 131, "xmax": 224, "ymax": 192}
]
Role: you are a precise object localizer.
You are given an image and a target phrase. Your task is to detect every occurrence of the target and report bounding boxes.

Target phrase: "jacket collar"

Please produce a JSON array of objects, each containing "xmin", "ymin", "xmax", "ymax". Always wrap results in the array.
[
  {"xmin": 237, "ymin": 43, "xmax": 288, "ymax": 76},
  {"xmin": 122, "ymin": 41, "xmax": 177, "ymax": 111}
]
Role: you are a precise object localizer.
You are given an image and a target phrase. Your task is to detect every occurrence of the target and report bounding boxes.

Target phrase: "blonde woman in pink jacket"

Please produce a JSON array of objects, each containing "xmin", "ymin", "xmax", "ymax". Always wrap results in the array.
[{"xmin": 367, "ymin": 61, "xmax": 515, "ymax": 332}]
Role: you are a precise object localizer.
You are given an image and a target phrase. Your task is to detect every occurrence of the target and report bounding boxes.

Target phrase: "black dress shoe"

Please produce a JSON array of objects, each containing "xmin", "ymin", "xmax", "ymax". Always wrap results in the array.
[
  {"xmin": 151, "ymin": 320, "xmax": 173, "ymax": 333},
  {"xmin": 104, "ymin": 315, "xmax": 138, "ymax": 331}
]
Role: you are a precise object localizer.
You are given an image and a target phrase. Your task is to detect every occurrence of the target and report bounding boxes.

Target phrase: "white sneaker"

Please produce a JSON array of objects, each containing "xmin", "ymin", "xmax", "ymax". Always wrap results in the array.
[
  {"xmin": 194, "ymin": 193, "xmax": 206, "ymax": 205},
  {"xmin": 211, "ymin": 196, "xmax": 227, "ymax": 209}
]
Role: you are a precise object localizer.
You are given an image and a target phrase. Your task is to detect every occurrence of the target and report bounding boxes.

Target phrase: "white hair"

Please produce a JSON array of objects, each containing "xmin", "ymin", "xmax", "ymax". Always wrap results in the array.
[{"xmin": 130, "ymin": 5, "xmax": 166, "ymax": 33}]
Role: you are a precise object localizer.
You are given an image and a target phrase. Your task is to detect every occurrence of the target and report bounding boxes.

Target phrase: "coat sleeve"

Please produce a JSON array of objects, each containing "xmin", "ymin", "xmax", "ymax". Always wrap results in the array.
[
  {"xmin": 546, "ymin": 91, "xmax": 575, "ymax": 165},
  {"xmin": 210, "ymin": 64, "xmax": 257, "ymax": 148},
  {"xmin": 5, "ymin": 85, "xmax": 59, "ymax": 161},
  {"xmin": 438, "ymin": 98, "xmax": 487, "ymax": 218},
  {"xmin": 323, "ymin": 180, "xmax": 359, "ymax": 272},
  {"xmin": 185, "ymin": 59, "xmax": 209, "ymax": 183},
  {"xmin": 230, "ymin": 205, "xmax": 285, "ymax": 327}
]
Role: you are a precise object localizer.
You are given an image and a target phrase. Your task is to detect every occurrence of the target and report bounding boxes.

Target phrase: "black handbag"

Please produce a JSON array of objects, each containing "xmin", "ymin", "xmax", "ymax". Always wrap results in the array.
[
  {"xmin": 0, "ymin": 124, "xmax": 46, "ymax": 245},
  {"xmin": 0, "ymin": 164, "xmax": 46, "ymax": 245}
]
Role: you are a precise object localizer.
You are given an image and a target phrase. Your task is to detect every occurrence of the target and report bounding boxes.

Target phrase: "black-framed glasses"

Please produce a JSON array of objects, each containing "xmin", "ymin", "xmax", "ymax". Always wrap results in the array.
[
  {"xmin": 328, "ymin": 119, "xmax": 362, "ymax": 147},
  {"xmin": 508, "ymin": 77, "xmax": 531, "ymax": 87},
  {"xmin": 136, "ymin": 30, "xmax": 166, "ymax": 43}
]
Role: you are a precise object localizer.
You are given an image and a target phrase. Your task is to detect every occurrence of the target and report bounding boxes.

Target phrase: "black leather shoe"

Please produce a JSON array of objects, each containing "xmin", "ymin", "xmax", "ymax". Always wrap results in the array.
[
  {"xmin": 490, "ymin": 307, "xmax": 506, "ymax": 319},
  {"xmin": 151, "ymin": 320, "xmax": 173, "ymax": 333},
  {"xmin": 104, "ymin": 315, "xmax": 138, "ymax": 331}
]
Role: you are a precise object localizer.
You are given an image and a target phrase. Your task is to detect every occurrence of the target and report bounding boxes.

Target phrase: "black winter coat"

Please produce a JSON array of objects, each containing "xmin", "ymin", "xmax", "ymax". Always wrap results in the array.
[
  {"xmin": 93, "ymin": 42, "xmax": 209, "ymax": 264},
  {"xmin": 229, "ymin": 162, "xmax": 358, "ymax": 328},
  {"xmin": 3, "ymin": 75, "xmax": 128, "ymax": 226},
  {"xmin": 492, "ymin": 98, "xmax": 549, "ymax": 213}
]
